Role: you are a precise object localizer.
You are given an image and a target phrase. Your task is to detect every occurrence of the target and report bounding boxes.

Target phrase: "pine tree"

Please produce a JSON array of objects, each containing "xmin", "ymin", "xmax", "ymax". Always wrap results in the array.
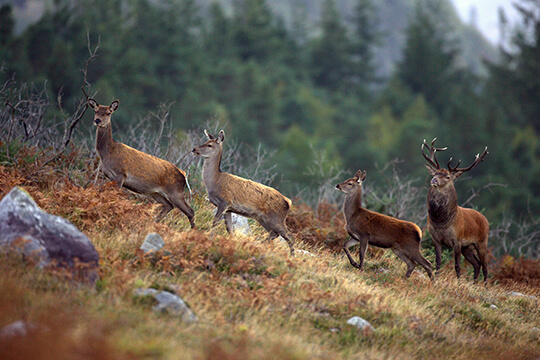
[
  {"xmin": 0, "ymin": 4, "xmax": 14, "ymax": 46},
  {"xmin": 309, "ymin": 0, "xmax": 351, "ymax": 91},
  {"xmin": 349, "ymin": 0, "xmax": 379, "ymax": 95},
  {"xmin": 397, "ymin": 0, "xmax": 459, "ymax": 116}
]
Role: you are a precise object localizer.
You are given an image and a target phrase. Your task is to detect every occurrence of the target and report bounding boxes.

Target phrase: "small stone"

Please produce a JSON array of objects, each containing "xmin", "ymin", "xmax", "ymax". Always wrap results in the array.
[
  {"xmin": 232, "ymin": 213, "xmax": 251, "ymax": 235},
  {"xmin": 347, "ymin": 316, "xmax": 374, "ymax": 332},
  {"xmin": 134, "ymin": 288, "xmax": 197, "ymax": 323},
  {"xmin": 140, "ymin": 233, "xmax": 165, "ymax": 253},
  {"xmin": 489, "ymin": 304, "xmax": 498, "ymax": 309},
  {"xmin": 0, "ymin": 320, "xmax": 39, "ymax": 338}
]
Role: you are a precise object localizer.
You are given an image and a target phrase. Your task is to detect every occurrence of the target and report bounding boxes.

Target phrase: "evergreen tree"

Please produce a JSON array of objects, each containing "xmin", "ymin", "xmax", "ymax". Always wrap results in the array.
[
  {"xmin": 232, "ymin": 0, "xmax": 279, "ymax": 62},
  {"xmin": 397, "ymin": 0, "xmax": 459, "ymax": 116},
  {"xmin": 348, "ymin": 0, "xmax": 379, "ymax": 95},
  {"xmin": 309, "ymin": 0, "xmax": 351, "ymax": 91},
  {"xmin": 0, "ymin": 4, "xmax": 14, "ymax": 46}
]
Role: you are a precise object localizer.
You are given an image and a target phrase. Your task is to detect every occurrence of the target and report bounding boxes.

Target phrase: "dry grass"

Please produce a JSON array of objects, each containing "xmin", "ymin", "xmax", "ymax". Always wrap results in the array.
[{"xmin": 0, "ymin": 155, "xmax": 539, "ymax": 360}]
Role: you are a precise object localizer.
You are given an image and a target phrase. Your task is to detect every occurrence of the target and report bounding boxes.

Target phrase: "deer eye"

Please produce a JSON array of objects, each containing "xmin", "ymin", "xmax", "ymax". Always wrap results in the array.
[{"xmin": 207, "ymin": 144, "xmax": 212, "ymax": 147}]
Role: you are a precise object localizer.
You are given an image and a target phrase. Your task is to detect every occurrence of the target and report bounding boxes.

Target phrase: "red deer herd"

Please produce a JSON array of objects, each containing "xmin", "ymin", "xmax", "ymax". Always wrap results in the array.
[{"xmin": 89, "ymin": 99, "xmax": 490, "ymax": 282}]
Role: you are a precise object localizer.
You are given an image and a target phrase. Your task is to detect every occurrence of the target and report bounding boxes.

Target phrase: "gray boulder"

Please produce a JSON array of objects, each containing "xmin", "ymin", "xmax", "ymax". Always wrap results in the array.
[
  {"xmin": 0, "ymin": 187, "xmax": 99, "ymax": 280},
  {"xmin": 134, "ymin": 288, "xmax": 197, "ymax": 323}
]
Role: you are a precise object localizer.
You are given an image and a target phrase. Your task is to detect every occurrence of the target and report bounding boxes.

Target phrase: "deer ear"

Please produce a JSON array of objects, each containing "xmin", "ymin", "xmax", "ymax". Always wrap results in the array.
[
  {"xmin": 204, "ymin": 129, "xmax": 215, "ymax": 140},
  {"xmin": 354, "ymin": 170, "xmax": 366, "ymax": 183},
  {"xmin": 88, "ymin": 99, "xmax": 98, "ymax": 110},
  {"xmin": 452, "ymin": 170, "xmax": 464, "ymax": 179},
  {"xmin": 217, "ymin": 130, "xmax": 225, "ymax": 144},
  {"xmin": 110, "ymin": 100, "xmax": 119, "ymax": 112},
  {"xmin": 425, "ymin": 164, "xmax": 437, "ymax": 176}
]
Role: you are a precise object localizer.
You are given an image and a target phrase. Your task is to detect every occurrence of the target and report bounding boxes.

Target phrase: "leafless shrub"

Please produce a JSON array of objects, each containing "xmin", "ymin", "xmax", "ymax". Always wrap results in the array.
[
  {"xmin": 490, "ymin": 213, "xmax": 539, "ymax": 259},
  {"xmin": 362, "ymin": 160, "xmax": 426, "ymax": 225},
  {"xmin": 299, "ymin": 145, "xmax": 345, "ymax": 206},
  {"xmin": 1, "ymin": 33, "xmax": 99, "ymax": 169},
  {"xmin": 0, "ymin": 79, "xmax": 53, "ymax": 150}
]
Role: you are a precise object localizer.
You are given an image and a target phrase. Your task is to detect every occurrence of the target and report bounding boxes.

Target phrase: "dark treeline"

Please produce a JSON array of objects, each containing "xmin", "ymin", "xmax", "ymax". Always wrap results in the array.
[{"xmin": 0, "ymin": 0, "xmax": 539, "ymax": 224}]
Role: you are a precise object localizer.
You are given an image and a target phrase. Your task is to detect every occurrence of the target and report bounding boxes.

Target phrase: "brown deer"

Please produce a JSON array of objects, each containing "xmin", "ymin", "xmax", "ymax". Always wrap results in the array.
[
  {"xmin": 88, "ymin": 99, "xmax": 195, "ymax": 228},
  {"xmin": 335, "ymin": 170, "xmax": 434, "ymax": 280},
  {"xmin": 192, "ymin": 130, "xmax": 295, "ymax": 255},
  {"xmin": 421, "ymin": 138, "xmax": 489, "ymax": 282}
]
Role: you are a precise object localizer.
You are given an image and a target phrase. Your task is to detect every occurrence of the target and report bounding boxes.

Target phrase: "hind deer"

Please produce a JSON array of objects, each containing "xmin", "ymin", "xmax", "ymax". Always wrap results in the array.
[
  {"xmin": 192, "ymin": 130, "xmax": 295, "ymax": 255},
  {"xmin": 88, "ymin": 99, "xmax": 195, "ymax": 228},
  {"xmin": 336, "ymin": 170, "xmax": 434, "ymax": 280},
  {"xmin": 422, "ymin": 138, "xmax": 489, "ymax": 282}
]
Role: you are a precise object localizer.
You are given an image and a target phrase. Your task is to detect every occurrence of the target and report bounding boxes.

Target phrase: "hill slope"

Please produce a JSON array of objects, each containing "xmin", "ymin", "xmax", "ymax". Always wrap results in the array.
[{"xmin": 0, "ymin": 150, "xmax": 538, "ymax": 360}]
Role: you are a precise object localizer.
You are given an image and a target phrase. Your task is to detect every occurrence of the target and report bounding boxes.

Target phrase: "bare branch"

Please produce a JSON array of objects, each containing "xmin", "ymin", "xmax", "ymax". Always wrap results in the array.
[{"xmin": 460, "ymin": 182, "xmax": 507, "ymax": 208}]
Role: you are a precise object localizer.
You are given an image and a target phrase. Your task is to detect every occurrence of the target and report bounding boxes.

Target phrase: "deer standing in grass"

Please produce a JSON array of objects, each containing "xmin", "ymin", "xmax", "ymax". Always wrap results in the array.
[
  {"xmin": 422, "ymin": 138, "xmax": 489, "ymax": 282},
  {"xmin": 88, "ymin": 99, "xmax": 195, "ymax": 228},
  {"xmin": 192, "ymin": 130, "xmax": 295, "ymax": 255},
  {"xmin": 335, "ymin": 170, "xmax": 434, "ymax": 280}
]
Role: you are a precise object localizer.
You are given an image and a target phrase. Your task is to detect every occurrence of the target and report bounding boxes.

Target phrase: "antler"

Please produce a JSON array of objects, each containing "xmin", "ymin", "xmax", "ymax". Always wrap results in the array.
[
  {"xmin": 421, "ymin": 138, "xmax": 447, "ymax": 170},
  {"xmin": 447, "ymin": 146, "xmax": 488, "ymax": 173}
]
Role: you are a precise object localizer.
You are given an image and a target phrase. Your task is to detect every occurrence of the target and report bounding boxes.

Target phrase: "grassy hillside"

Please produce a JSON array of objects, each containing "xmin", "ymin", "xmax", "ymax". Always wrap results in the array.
[{"xmin": 0, "ymin": 147, "xmax": 538, "ymax": 360}]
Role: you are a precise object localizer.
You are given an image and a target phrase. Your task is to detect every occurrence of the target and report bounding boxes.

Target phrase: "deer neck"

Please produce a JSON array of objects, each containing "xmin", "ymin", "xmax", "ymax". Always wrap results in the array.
[
  {"xmin": 95, "ymin": 123, "xmax": 115, "ymax": 156},
  {"xmin": 202, "ymin": 147, "xmax": 223, "ymax": 187},
  {"xmin": 343, "ymin": 187, "xmax": 364, "ymax": 220},
  {"xmin": 427, "ymin": 185, "xmax": 458, "ymax": 224}
]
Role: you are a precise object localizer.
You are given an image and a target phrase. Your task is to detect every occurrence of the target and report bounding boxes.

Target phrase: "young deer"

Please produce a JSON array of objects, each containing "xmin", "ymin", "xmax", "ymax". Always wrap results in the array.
[
  {"xmin": 88, "ymin": 99, "xmax": 195, "ymax": 228},
  {"xmin": 422, "ymin": 138, "xmax": 489, "ymax": 282},
  {"xmin": 336, "ymin": 170, "xmax": 434, "ymax": 280},
  {"xmin": 192, "ymin": 130, "xmax": 295, "ymax": 255}
]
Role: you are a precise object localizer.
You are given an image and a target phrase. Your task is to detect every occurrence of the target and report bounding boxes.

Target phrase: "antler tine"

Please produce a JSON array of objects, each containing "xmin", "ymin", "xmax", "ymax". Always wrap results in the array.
[
  {"xmin": 447, "ymin": 157, "xmax": 461, "ymax": 172},
  {"xmin": 449, "ymin": 146, "xmax": 488, "ymax": 173},
  {"xmin": 422, "ymin": 138, "xmax": 447, "ymax": 169}
]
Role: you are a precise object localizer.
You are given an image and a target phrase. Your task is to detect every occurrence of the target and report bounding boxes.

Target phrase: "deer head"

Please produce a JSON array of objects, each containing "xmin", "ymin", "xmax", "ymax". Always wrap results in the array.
[
  {"xmin": 335, "ymin": 170, "xmax": 366, "ymax": 194},
  {"xmin": 192, "ymin": 130, "xmax": 225, "ymax": 158},
  {"xmin": 422, "ymin": 138, "xmax": 488, "ymax": 189},
  {"xmin": 88, "ymin": 99, "xmax": 119, "ymax": 128}
]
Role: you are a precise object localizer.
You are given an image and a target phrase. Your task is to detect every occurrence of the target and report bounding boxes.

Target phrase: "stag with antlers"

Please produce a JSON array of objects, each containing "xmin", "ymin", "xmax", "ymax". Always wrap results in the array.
[{"xmin": 421, "ymin": 138, "xmax": 489, "ymax": 282}]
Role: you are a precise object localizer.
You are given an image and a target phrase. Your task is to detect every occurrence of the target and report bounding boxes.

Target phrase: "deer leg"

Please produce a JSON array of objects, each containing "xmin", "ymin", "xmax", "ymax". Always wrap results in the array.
[
  {"xmin": 474, "ymin": 240, "xmax": 489, "ymax": 282},
  {"xmin": 213, "ymin": 202, "xmax": 229, "ymax": 231},
  {"xmin": 433, "ymin": 239, "xmax": 443, "ymax": 273},
  {"xmin": 111, "ymin": 173, "xmax": 126, "ymax": 188},
  {"xmin": 392, "ymin": 249, "xmax": 416, "ymax": 278},
  {"xmin": 149, "ymin": 193, "xmax": 174, "ymax": 222},
  {"xmin": 411, "ymin": 251, "xmax": 434, "ymax": 281},
  {"xmin": 260, "ymin": 219, "xmax": 295, "ymax": 255},
  {"xmin": 278, "ymin": 230, "xmax": 295, "ymax": 256},
  {"xmin": 343, "ymin": 237, "xmax": 361, "ymax": 269},
  {"xmin": 462, "ymin": 246, "xmax": 481, "ymax": 282},
  {"xmin": 453, "ymin": 245, "xmax": 462, "ymax": 279},
  {"xmin": 224, "ymin": 212, "xmax": 233, "ymax": 233},
  {"xmin": 170, "ymin": 193, "xmax": 196, "ymax": 229}
]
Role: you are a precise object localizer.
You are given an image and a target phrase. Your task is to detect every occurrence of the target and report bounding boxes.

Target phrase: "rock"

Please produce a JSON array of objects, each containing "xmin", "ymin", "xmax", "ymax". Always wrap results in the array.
[
  {"xmin": 347, "ymin": 316, "xmax": 374, "ymax": 332},
  {"xmin": 490, "ymin": 304, "xmax": 498, "ymax": 309},
  {"xmin": 134, "ymin": 288, "xmax": 197, "ymax": 323},
  {"xmin": 0, "ymin": 320, "xmax": 39, "ymax": 338},
  {"xmin": 0, "ymin": 187, "xmax": 99, "ymax": 282},
  {"xmin": 140, "ymin": 233, "xmax": 165, "ymax": 253},
  {"xmin": 231, "ymin": 213, "xmax": 250, "ymax": 235},
  {"xmin": 296, "ymin": 249, "xmax": 315, "ymax": 256},
  {"xmin": 509, "ymin": 291, "xmax": 538, "ymax": 300}
]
